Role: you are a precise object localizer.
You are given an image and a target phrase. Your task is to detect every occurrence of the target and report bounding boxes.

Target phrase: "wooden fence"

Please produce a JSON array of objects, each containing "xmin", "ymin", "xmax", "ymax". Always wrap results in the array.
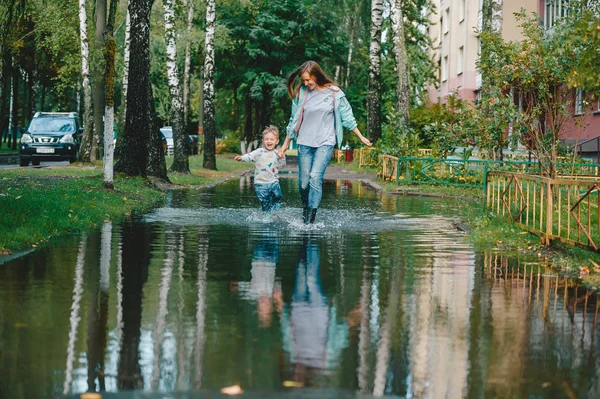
[{"xmin": 487, "ymin": 172, "xmax": 600, "ymax": 251}]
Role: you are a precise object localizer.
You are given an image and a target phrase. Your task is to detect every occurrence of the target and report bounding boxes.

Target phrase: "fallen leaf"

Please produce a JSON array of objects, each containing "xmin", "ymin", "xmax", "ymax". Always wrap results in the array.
[
  {"xmin": 80, "ymin": 394, "xmax": 102, "ymax": 399},
  {"xmin": 220, "ymin": 385, "xmax": 243, "ymax": 395},
  {"xmin": 283, "ymin": 381, "xmax": 304, "ymax": 388}
]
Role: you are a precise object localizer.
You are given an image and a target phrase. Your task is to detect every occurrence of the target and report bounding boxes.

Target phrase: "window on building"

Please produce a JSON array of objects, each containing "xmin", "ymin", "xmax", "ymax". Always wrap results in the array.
[
  {"xmin": 545, "ymin": 0, "xmax": 571, "ymax": 31},
  {"xmin": 457, "ymin": 46, "xmax": 464, "ymax": 75},
  {"xmin": 575, "ymin": 88, "xmax": 584, "ymax": 115},
  {"xmin": 442, "ymin": 55, "xmax": 449, "ymax": 82},
  {"xmin": 459, "ymin": 0, "xmax": 466, "ymax": 22},
  {"xmin": 443, "ymin": 8, "xmax": 450, "ymax": 34}
]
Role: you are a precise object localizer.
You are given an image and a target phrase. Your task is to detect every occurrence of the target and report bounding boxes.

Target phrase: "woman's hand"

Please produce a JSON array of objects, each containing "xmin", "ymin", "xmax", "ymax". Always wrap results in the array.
[
  {"xmin": 360, "ymin": 136, "xmax": 372, "ymax": 147},
  {"xmin": 352, "ymin": 127, "xmax": 372, "ymax": 147},
  {"xmin": 277, "ymin": 147, "xmax": 286, "ymax": 158}
]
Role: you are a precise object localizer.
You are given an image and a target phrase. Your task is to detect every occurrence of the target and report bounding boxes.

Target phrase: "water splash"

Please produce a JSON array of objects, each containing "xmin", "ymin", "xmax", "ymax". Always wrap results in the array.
[{"xmin": 143, "ymin": 205, "xmax": 452, "ymax": 234}]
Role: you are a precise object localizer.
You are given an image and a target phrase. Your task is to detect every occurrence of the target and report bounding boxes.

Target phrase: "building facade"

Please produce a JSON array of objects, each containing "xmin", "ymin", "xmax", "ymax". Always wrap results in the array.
[{"xmin": 427, "ymin": 0, "xmax": 600, "ymax": 155}]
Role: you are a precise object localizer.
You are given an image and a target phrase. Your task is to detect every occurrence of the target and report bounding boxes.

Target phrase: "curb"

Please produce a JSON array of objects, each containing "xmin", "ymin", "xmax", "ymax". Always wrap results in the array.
[{"xmin": 0, "ymin": 152, "xmax": 19, "ymax": 165}]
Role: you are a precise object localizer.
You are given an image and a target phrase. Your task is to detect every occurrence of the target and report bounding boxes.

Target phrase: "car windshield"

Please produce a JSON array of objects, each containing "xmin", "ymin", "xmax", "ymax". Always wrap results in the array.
[
  {"xmin": 29, "ymin": 118, "xmax": 75, "ymax": 133},
  {"xmin": 160, "ymin": 128, "xmax": 173, "ymax": 138}
]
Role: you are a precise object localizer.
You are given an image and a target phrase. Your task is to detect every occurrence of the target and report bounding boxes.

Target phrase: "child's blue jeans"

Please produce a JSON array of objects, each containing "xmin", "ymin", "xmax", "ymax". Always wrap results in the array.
[{"xmin": 255, "ymin": 182, "xmax": 283, "ymax": 212}]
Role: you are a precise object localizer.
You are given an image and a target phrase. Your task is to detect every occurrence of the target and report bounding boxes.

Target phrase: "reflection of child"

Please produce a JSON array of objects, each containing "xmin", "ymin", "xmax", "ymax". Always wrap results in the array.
[
  {"xmin": 237, "ymin": 234, "xmax": 283, "ymax": 328},
  {"xmin": 235, "ymin": 126, "xmax": 286, "ymax": 213}
]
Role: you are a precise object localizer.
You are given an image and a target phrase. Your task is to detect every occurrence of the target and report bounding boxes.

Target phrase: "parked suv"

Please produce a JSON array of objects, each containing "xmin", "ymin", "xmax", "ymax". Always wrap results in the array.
[{"xmin": 19, "ymin": 112, "xmax": 82, "ymax": 166}]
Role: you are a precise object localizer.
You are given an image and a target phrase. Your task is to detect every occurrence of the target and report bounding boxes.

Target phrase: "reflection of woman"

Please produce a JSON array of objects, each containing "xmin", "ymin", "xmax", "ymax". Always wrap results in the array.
[
  {"xmin": 278, "ymin": 61, "xmax": 372, "ymax": 224},
  {"xmin": 281, "ymin": 240, "xmax": 352, "ymax": 382}
]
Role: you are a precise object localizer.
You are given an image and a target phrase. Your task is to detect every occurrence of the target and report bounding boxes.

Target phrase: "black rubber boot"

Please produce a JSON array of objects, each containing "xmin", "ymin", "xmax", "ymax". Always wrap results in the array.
[
  {"xmin": 303, "ymin": 207, "xmax": 310, "ymax": 224},
  {"xmin": 309, "ymin": 208, "xmax": 317, "ymax": 224}
]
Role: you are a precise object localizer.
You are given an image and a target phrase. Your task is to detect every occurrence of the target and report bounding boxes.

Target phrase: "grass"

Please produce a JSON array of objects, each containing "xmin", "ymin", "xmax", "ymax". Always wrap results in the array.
[
  {"xmin": 166, "ymin": 153, "xmax": 251, "ymax": 186},
  {"xmin": 0, "ymin": 146, "xmax": 18, "ymax": 153},
  {"xmin": 465, "ymin": 212, "xmax": 600, "ymax": 290},
  {"xmin": 0, "ymin": 172, "xmax": 165, "ymax": 252},
  {"xmin": 0, "ymin": 153, "xmax": 254, "ymax": 252}
]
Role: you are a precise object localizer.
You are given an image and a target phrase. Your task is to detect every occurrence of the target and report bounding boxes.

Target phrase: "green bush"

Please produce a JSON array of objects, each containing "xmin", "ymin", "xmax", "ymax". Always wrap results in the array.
[{"xmin": 217, "ymin": 136, "xmax": 241, "ymax": 154}]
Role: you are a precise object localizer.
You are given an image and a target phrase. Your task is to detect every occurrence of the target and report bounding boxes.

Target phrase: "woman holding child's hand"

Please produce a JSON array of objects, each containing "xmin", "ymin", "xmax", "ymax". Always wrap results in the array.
[{"xmin": 278, "ymin": 61, "xmax": 371, "ymax": 224}]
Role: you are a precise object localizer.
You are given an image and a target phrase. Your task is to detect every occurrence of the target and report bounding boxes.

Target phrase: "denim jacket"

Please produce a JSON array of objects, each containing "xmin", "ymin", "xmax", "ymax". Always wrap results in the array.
[{"xmin": 285, "ymin": 85, "xmax": 358, "ymax": 148}]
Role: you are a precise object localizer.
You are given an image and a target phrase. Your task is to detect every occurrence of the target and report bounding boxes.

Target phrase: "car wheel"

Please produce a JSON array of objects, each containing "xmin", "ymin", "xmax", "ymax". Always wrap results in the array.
[
  {"xmin": 69, "ymin": 157, "xmax": 76, "ymax": 164},
  {"xmin": 19, "ymin": 157, "xmax": 30, "ymax": 167},
  {"xmin": 31, "ymin": 159, "xmax": 41, "ymax": 166}
]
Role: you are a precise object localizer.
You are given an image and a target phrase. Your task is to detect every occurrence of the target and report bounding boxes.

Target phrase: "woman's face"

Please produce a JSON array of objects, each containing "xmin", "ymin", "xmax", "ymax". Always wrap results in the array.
[{"xmin": 301, "ymin": 72, "xmax": 318, "ymax": 90}]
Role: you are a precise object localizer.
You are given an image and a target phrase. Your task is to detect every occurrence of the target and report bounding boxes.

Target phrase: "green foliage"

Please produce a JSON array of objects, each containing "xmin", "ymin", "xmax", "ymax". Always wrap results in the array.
[
  {"xmin": 376, "ymin": 111, "xmax": 423, "ymax": 158},
  {"xmin": 216, "ymin": 136, "xmax": 241, "ymax": 154},
  {"xmin": 476, "ymin": 10, "xmax": 579, "ymax": 175},
  {"xmin": 556, "ymin": 0, "xmax": 600, "ymax": 96}
]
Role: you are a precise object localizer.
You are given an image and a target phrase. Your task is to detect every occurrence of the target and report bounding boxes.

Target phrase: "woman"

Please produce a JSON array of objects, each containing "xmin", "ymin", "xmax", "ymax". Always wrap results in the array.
[{"xmin": 278, "ymin": 61, "xmax": 372, "ymax": 224}]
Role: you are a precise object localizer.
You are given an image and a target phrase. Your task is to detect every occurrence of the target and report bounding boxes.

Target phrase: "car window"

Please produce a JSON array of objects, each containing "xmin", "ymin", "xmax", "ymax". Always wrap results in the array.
[{"xmin": 30, "ymin": 118, "xmax": 76, "ymax": 133}]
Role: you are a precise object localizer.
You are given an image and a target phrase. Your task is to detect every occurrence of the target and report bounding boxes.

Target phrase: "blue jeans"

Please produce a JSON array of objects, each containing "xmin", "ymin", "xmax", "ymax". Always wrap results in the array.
[
  {"xmin": 255, "ymin": 182, "xmax": 283, "ymax": 212},
  {"xmin": 298, "ymin": 144, "xmax": 334, "ymax": 209}
]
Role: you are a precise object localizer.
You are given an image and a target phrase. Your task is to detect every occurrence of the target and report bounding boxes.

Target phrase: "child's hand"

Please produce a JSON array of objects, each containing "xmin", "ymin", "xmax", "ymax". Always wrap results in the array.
[
  {"xmin": 277, "ymin": 148, "xmax": 286, "ymax": 158},
  {"xmin": 234, "ymin": 155, "xmax": 242, "ymax": 161}
]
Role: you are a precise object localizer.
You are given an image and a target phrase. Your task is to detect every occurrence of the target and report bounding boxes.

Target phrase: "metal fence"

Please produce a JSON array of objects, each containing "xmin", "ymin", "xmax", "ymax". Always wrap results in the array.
[
  {"xmin": 381, "ymin": 156, "xmax": 600, "ymax": 190},
  {"xmin": 486, "ymin": 172, "xmax": 600, "ymax": 252}
]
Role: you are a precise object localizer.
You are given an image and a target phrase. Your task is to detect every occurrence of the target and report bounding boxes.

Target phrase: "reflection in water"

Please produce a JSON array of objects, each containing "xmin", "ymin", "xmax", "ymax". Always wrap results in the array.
[
  {"xmin": 282, "ymin": 239, "xmax": 354, "ymax": 384},
  {"xmin": 194, "ymin": 228, "xmax": 209, "ymax": 388},
  {"xmin": 1, "ymin": 179, "xmax": 599, "ymax": 399},
  {"xmin": 63, "ymin": 234, "xmax": 87, "ymax": 395},
  {"xmin": 237, "ymin": 228, "xmax": 281, "ymax": 328}
]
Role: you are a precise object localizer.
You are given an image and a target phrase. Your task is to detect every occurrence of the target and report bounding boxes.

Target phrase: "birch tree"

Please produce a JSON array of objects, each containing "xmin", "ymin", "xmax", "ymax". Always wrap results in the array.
[
  {"xmin": 183, "ymin": 0, "xmax": 194, "ymax": 125},
  {"xmin": 103, "ymin": 0, "xmax": 118, "ymax": 189},
  {"xmin": 117, "ymin": 8, "xmax": 131, "ymax": 160},
  {"xmin": 163, "ymin": 0, "xmax": 190, "ymax": 173},
  {"xmin": 390, "ymin": 0, "xmax": 410, "ymax": 122},
  {"xmin": 93, "ymin": 0, "xmax": 107, "ymax": 161},
  {"xmin": 202, "ymin": 0, "xmax": 217, "ymax": 170},
  {"xmin": 367, "ymin": 0, "xmax": 384, "ymax": 143}
]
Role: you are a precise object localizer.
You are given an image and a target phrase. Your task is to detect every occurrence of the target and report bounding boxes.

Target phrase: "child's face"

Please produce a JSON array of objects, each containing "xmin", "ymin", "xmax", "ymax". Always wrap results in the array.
[{"xmin": 262, "ymin": 132, "xmax": 279, "ymax": 151}]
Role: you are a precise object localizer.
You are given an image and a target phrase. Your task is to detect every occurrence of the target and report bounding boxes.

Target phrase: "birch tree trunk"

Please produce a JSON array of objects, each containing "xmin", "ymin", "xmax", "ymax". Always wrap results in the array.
[
  {"xmin": 92, "ymin": 0, "xmax": 107, "ymax": 161},
  {"xmin": 202, "ymin": 0, "xmax": 217, "ymax": 170},
  {"xmin": 10, "ymin": 61, "xmax": 18, "ymax": 150},
  {"xmin": 390, "ymin": 0, "xmax": 410, "ymax": 122},
  {"xmin": 183, "ymin": 0, "xmax": 194, "ymax": 124},
  {"xmin": 103, "ymin": 0, "xmax": 118, "ymax": 189},
  {"xmin": 367, "ymin": 0, "xmax": 384, "ymax": 143},
  {"xmin": 117, "ymin": 7, "xmax": 131, "ymax": 161},
  {"xmin": 163, "ymin": 0, "xmax": 190, "ymax": 173}
]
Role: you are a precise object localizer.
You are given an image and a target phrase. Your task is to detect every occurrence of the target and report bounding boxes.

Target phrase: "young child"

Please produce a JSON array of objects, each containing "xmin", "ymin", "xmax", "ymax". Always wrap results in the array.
[{"xmin": 235, "ymin": 125, "xmax": 286, "ymax": 213}]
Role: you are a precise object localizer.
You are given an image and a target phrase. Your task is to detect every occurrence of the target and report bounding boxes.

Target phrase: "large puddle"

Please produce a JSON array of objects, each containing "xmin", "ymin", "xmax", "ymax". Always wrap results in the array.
[{"xmin": 1, "ymin": 178, "xmax": 598, "ymax": 398}]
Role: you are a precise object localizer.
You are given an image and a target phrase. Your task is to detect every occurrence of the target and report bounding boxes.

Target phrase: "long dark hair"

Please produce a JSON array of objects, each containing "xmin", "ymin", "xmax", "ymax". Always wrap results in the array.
[{"xmin": 286, "ymin": 61, "xmax": 338, "ymax": 99}]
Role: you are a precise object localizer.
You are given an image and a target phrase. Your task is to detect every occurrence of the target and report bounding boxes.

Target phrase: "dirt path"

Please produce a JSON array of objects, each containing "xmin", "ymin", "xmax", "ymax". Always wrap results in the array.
[{"xmin": 280, "ymin": 161, "xmax": 377, "ymax": 181}]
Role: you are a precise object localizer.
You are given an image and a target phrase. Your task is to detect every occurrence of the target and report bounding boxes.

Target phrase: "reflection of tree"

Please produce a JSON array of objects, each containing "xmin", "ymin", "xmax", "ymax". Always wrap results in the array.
[
  {"xmin": 117, "ymin": 221, "xmax": 151, "ymax": 390},
  {"xmin": 63, "ymin": 234, "xmax": 87, "ymax": 395},
  {"xmin": 373, "ymin": 261, "xmax": 402, "ymax": 396},
  {"xmin": 193, "ymin": 228, "xmax": 209, "ymax": 388},
  {"xmin": 151, "ymin": 228, "xmax": 176, "ymax": 389},
  {"xmin": 86, "ymin": 223, "xmax": 112, "ymax": 392}
]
